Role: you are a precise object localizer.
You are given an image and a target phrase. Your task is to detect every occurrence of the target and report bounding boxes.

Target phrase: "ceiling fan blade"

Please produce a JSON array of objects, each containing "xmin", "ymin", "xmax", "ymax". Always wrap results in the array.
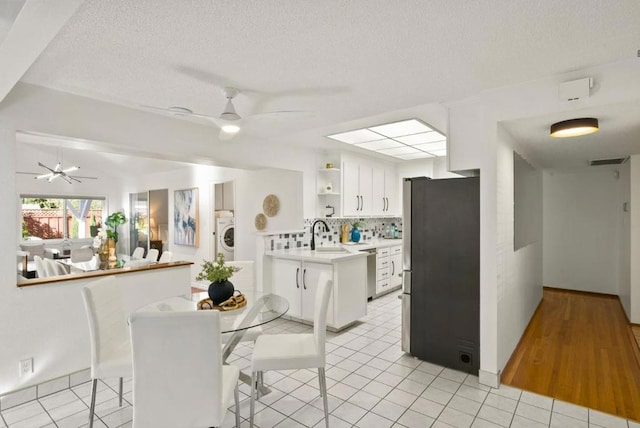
[
  {"xmin": 38, "ymin": 162, "xmax": 56, "ymax": 174},
  {"xmin": 16, "ymin": 171, "xmax": 41, "ymax": 176},
  {"xmin": 60, "ymin": 175, "xmax": 73, "ymax": 184},
  {"xmin": 68, "ymin": 176, "xmax": 82, "ymax": 183},
  {"xmin": 250, "ymin": 110, "xmax": 311, "ymax": 119},
  {"xmin": 141, "ymin": 104, "xmax": 221, "ymax": 123},
  {"xmin": 69, "ymin": 175, "xmax": 98, "ymax": 180}
]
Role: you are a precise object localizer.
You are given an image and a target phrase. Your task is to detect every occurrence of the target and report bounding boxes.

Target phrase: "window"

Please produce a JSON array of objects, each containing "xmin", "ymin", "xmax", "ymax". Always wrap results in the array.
[{"xmin": 21, "ymin": 195, "xmax": 106, "ymax": 240}]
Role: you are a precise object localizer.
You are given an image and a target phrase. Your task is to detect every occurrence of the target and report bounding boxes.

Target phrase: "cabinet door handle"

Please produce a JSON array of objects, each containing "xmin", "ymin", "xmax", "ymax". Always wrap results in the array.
[
  {"xmin": 359, "ymin": 195, "xmax": 363, "ymax": 211},
  {"xmin": 391, "ymin": 260, "xmax": 395, "ymax": 276},
  {"xmin": 385, "ymin": 197, "xmax": 388, "ymax": 211},
  {"xmin": 355, "ymin": 195, "xmax": 359, "ymax": 211},
  {"xmin": 303, "ymin": 269, "xmax": 307, "ymax": 289},
  {"xmin": 296, "ymin": 267, "xmax": 300, "ymax": 288}
]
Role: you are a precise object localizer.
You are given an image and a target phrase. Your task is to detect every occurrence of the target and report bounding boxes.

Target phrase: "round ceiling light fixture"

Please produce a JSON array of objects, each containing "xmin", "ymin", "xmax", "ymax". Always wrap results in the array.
[{"xmin": 550, "ymin": 117, "xmax": 599, "ymax": 138}]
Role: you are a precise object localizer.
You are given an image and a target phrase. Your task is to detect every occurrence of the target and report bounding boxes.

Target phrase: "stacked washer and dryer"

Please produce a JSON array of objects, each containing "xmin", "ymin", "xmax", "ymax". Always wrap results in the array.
[{"xmin": 215, "ymin": 211, "xmax": 234, "ymax": 261}]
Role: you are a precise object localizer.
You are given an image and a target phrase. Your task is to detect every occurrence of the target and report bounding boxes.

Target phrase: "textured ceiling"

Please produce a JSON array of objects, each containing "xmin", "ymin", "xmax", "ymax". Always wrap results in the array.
[{"xmin": 17, "ymin": 0, "xmax": 640, "ymax": 165}]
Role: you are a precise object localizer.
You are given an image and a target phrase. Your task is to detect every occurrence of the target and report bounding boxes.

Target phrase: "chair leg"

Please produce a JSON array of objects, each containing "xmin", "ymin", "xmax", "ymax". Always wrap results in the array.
[
  {"xmin": 249, "ymin": 371, "xmax": 257, "ymax": 428},
  {"xmin": 257, "ymin": 371, "xmax": 263, "ymax": 399},
  {"xmin": 234, "ymin": 382, "xmax": 241, "ymax": 428},
  {"xmin": 118, "ymin": 377, "xmax": 123, "ymax": 407},
  {"xmin": 318, "ymin": 367, "xmax": 329, "ymax": 428},
  {"xmin": 88, "ymin": 378, "xmax": 98, "ymax": 428}
]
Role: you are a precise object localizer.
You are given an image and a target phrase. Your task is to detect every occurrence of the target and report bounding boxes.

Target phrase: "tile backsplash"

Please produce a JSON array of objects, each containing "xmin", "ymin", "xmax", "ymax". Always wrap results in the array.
[{"xmin": 265, "ymin": 217, "xmax": 402, "ymax": 251}]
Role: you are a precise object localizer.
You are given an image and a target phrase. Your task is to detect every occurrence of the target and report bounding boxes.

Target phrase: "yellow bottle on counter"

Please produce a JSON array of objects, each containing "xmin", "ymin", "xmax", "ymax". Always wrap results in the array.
[{"xmin": 341, "ymin": 224, "xmax": 348, "ymax": 243}]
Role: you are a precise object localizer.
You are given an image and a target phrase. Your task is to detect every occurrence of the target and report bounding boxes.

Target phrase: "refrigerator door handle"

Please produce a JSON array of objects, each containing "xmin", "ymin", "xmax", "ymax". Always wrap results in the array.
[
  {"xmin": 402, "ymin": 179, "xmax": 411, "ymax": 270},
  {"xmin": 401, "ymin": 294, "xmax": 411, "ymax": 353},
  {"xmin": 402, "ymin": 270, "xmax": 411, "ymax": 294}
]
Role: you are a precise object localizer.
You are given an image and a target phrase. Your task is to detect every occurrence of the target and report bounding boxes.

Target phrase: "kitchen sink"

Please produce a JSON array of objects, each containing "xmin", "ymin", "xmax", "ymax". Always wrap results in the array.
[{"xmin": 314, "ymin": 247, "xmax": 350, "ymax": 253}]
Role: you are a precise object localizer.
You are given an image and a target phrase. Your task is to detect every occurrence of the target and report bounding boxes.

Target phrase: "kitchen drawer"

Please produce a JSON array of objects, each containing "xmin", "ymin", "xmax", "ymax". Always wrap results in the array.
[
  {"xmin": 377, "ymin": 257, "xmax": 390, "ymax": 269},
  {"xmin": 377, "ymin": 267, "xmax": 390, "ymax": 280},
  {"xmin": 376, "ymin": 278, "xmax": 390, "ymax": 294},
  {"xmin": 377, "ymin": 248, "xmax": 390, "ymax": 258},
  {"xmin": 391, "ymin": 245, "xmax": 402, "ymax": 255}
]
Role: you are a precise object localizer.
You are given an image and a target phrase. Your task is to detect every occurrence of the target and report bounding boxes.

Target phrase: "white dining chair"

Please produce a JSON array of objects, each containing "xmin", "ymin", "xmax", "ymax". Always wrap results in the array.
[
  {"xmin": 129, "ymin": 310, "xmax": 240, "ymax": 428},
  {"xmin": 44, "ymin": 258, "xmax": 67, "ymax": 276},
  {"xmin": 145, "ymin": 248, "xmax": 159, "ymax": 262},
  {"xmin": 249, "ymin": 272, "xmax": 333, "ymax": 428},
  {"xmin": 81, "ymin": 276, "xmax": 131, "ymax": 428},
  {"xmin": 33, "ymin": 255, "xmax": 48, "ymax": 278},
  {"xmin": 158, "ymin": 250, "xmax": 172, "ymax": 263},
  {"xmin": 131, "ymin": 247, "xmax": 145, "ymax": 260}
]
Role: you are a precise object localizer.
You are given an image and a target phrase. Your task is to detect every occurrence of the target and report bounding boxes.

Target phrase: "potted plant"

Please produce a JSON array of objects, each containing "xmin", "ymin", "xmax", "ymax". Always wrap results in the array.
[
  {"xmin": 195, "ymin": 253, "xmax": 241, "ymax": 305},
  {"xmin": 105, "ymin": 211, "xmax": 127, "ymax": 243},
  {"xmin": 351, "ymin": 219, "xmax": 362, "ymax": 243}
]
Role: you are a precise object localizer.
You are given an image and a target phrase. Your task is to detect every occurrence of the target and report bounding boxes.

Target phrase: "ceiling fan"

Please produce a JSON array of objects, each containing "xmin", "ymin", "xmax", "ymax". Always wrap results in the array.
[
  {"xmin": 143, "ymin": 87, "xmax": 308, "ymax": 140},
  {"xmin": 17, "ymin": 162, "xmax": 98, "ymax": 184}
]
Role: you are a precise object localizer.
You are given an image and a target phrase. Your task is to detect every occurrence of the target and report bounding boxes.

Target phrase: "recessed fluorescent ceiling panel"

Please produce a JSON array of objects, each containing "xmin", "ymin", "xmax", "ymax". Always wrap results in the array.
[{"xmin": 326, "ymin": 119, "xmax": 446, "ymax": 159}]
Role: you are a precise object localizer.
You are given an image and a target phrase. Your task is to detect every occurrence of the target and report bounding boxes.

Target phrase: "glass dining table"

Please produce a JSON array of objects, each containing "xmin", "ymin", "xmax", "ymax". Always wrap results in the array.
[{"xmin": 137, "ymin": 290, "xmax": 289, "ymax": 392}]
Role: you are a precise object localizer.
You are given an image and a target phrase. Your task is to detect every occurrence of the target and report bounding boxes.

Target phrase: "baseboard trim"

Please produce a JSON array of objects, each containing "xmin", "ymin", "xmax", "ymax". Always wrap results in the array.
[
  {"xmin": 0, "ymin": 368, "xmax": 90, "ymax": 411},
  {"xmin": 479, "ymin": 369, "xmax": 500, "ymax": 389}
]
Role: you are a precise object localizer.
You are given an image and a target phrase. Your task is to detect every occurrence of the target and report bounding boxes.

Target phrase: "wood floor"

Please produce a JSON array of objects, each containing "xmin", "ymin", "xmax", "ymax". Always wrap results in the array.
[{"xmin": 501, "ymin": 288, "xmax": 640, "ymax": 421}]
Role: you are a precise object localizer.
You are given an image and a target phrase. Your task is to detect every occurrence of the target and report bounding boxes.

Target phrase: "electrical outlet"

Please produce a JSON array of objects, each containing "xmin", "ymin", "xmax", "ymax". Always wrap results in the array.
[{"xmin": 19, "ymin": 358, "xmax": 33, "ymax": 377}]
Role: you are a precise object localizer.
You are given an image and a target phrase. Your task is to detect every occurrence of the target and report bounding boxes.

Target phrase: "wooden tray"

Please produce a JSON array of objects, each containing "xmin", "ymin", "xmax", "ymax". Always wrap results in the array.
[{"xmin": 197, "ymin": 292, "xmax": 246, "ymax": 311}]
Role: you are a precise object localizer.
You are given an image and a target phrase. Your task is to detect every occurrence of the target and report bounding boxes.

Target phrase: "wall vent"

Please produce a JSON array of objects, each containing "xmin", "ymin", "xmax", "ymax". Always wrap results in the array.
[{"xmin": 589, "ymin": 157, "xmax": 628, "ymax": 166}]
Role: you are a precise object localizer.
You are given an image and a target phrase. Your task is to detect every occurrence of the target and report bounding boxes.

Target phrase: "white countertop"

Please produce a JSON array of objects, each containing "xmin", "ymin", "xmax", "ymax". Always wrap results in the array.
[{"xmin": 266, "ymin": 239, "xmax": 402, "ymax": 263}]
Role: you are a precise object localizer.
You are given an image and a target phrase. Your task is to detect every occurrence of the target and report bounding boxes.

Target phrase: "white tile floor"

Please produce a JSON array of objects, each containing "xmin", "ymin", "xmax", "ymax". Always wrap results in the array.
[{"xmin": 2, "ymin": 291, "xmax": 639, "ymax": 428}]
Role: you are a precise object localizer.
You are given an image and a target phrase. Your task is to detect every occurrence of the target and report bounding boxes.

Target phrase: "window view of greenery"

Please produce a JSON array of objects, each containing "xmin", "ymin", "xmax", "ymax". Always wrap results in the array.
[{"xmin": 21, "ymin": 197, "xmax": 105, "ymax": 240}]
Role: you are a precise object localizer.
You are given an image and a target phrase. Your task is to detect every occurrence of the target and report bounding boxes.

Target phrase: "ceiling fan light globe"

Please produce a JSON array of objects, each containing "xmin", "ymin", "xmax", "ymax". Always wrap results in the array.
[
  {"xmin": 220, "ymin": 112, "xmax": 241, "ymax": 121},
  {"xmin": 221, "ymin": 124, "xmax": 241, "ymax": 134}
]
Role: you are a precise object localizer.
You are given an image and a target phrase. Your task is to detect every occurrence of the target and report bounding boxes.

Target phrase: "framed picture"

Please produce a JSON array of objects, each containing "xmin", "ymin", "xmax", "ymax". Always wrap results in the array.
[{"xmin": 174, "ymin": 188, "xmax": 199, "ymax": 247}]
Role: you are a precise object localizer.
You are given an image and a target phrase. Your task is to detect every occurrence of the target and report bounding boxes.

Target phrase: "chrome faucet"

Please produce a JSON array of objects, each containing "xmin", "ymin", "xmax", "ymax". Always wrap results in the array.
[{"xmin": 310, "ymin": 220, "xmax": 329, "ymax": 250}]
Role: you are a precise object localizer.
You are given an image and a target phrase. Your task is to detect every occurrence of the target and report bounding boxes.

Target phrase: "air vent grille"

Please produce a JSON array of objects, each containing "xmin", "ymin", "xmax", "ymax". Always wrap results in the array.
[{"xmin": 589, "ymin": 157, "xmax": 628, "ymax": 166}]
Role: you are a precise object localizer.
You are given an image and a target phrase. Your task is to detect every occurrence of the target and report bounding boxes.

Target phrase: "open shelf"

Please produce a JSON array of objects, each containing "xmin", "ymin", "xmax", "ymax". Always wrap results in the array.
[
  {"xmin": 317, "ymin": 192, "xmax": 340, "ymax": 196},
  {"xmin": 318, "ymin": 168, "xmax": 341, "ymax": 172}
]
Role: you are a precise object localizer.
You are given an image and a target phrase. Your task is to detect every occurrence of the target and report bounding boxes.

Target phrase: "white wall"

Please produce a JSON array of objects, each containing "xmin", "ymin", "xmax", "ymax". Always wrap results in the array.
[
  {"xmin": 630, "ymin": 155, "xmax": 640, "ymax": 323},
  {"xmin": 124, "ymin": 164, "xmax": 304, "ymax": 280},
  {"xmin": 543, "ymin": 168, "xmax": 624, "ymax": 295},
  {"xmin": 496, "ymin": 126, "xmax": 543, "ymax": 371},
  {"xmin": 618, "ymin": 161, "xmax": 631, "ymax": 318}
]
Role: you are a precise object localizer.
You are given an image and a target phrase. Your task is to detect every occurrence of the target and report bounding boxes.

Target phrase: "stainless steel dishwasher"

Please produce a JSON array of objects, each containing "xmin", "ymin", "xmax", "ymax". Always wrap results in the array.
[{"xmin": 362, "ymin": 248, "xmax": 377, "ymax": 300}]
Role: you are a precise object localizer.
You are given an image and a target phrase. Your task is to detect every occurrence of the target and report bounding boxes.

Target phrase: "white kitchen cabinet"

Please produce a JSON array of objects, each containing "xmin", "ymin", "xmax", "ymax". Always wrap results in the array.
[
  {"xmin": 301, "ymin": 262, "xmax": 334, "ymax": 323},
  {"xmin": 372, "ymin": 167, "xmax": 398, "ymax": 215},
  {"xmin": 342, "ymin": 160, "xmax": 373, "ymax": 216},
  {"xmin": 375, "ymin": 244, "xmax": 402, "ymax": 295},
  {"xmin": 271, "ymin": 255, "xmax": 366, "ymax": 330},
  {"xmin": 272, "ymin": 258, "xmax": 303, "ymax": 319},
  {"xmin": 389, "ymin": 246, "xmax": 402, "ymax": 288},
  {"xmin": 272, "ymin": 258, "xmax": 333, "ymax": 324}
]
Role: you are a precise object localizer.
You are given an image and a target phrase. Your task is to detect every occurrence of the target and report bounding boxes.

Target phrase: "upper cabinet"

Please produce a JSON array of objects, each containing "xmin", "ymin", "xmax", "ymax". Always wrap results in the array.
[
  {"xmin": 342, "ymin": 157, "xmax": 398, "ymax": 217},
  {"xmin": 371, "ymin": 167, "xmax": 398, "ymax": 216},
  {"xmin": 342, "ymin": 160, "xmax": 373, "ymax": 216}
]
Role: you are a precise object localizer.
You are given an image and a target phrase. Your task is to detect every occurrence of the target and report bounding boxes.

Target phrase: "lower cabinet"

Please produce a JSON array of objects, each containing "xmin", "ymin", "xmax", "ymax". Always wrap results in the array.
[
  {"xmin": 271, "ymin": 256, "xmax": 367, "ymax": 330},
  {"xmin": 376, "ymin": 245, "xmax": 402, "ymax": 295}
]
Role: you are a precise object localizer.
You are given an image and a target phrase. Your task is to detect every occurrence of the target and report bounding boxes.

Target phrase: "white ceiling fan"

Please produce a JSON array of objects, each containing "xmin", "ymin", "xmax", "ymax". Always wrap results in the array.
[
  {"xmin": 17, "ymin": 162, "xmax": 98, "ymax": 184},
  {"xmin": 143, "ymin": 86, "xmax": 308, "ymax": 140}
]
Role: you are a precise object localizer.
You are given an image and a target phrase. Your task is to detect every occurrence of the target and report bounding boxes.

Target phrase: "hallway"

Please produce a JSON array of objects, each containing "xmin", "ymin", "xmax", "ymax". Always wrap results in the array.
[{"xmin": 502, "ymin": 288, "xmax": 640, "ymax": 421}]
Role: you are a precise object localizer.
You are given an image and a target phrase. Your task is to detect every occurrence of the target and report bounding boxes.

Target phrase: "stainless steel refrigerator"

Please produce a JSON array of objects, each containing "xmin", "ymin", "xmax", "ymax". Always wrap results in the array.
[{"xmin": 401, "ymin": 176, "xmax": 480, "ymax": 374}]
